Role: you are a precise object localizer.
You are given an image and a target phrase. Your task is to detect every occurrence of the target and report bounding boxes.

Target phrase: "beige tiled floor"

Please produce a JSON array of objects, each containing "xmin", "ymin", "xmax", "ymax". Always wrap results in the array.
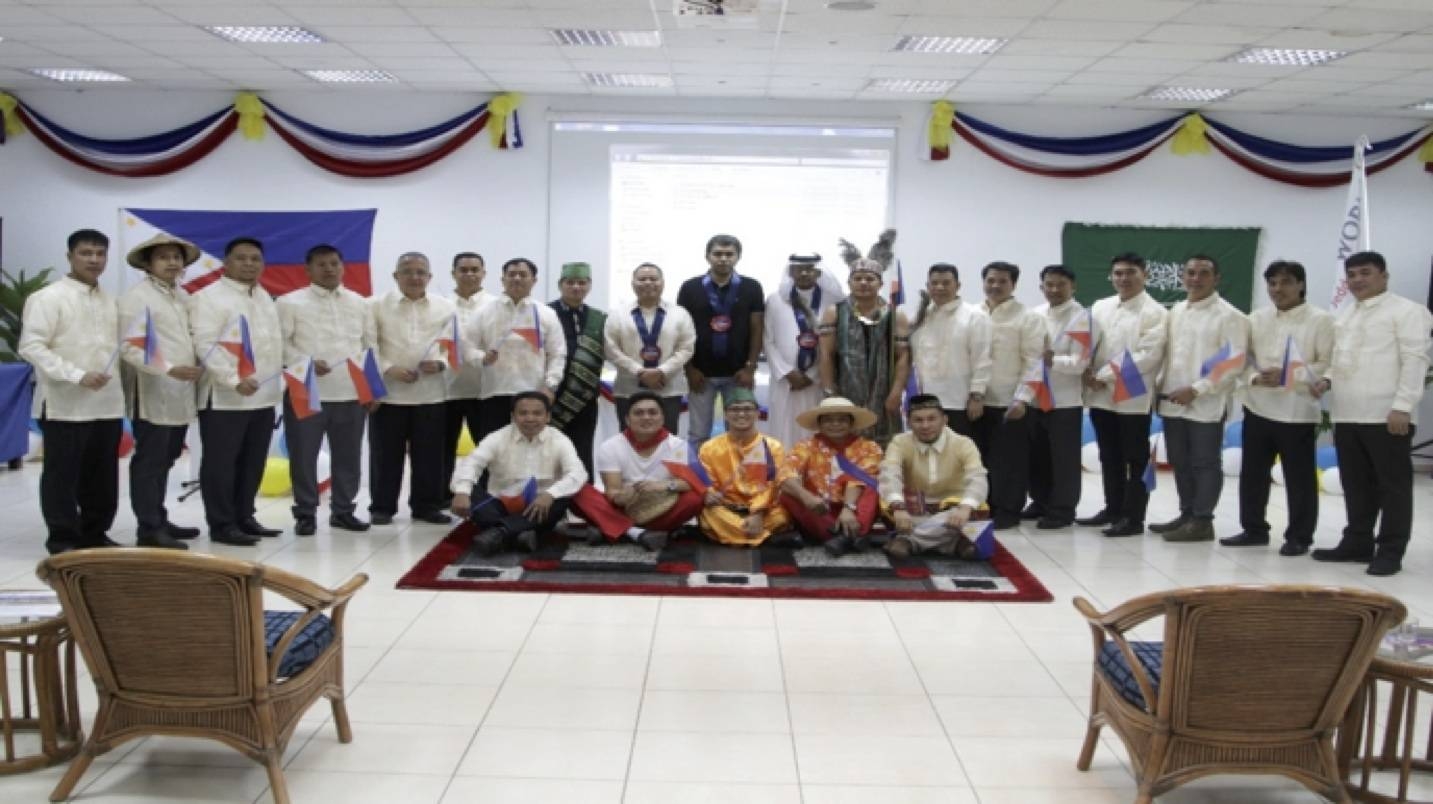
[{"xmin": 3, "ymin": 458, "xmax": 1433, "ymax": 803}]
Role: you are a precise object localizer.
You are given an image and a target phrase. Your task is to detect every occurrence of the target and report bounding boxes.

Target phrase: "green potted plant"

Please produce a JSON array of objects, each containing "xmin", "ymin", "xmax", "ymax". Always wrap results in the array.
[{"xmin": 0, "ymin": 267, "xmax": 54, "ymax": 362}]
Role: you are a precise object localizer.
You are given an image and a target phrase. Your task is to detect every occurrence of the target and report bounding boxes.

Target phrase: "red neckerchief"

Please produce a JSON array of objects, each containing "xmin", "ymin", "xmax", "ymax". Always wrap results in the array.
[
  {"xmin": 814, "ymin": 433, "xmax": 855, "ymax": 454},
  {"xmin": 624, "ymin": 427, "xmax": 670, "ymax": 452}
]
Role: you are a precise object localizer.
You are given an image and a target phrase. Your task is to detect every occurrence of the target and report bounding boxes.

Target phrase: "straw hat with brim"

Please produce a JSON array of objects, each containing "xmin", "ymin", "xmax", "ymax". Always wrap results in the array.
[
  {"xmin": 796, "ymin": 397, "xmax": 878, "ymax": 432},
  {"xmin": 126, "ymin": 234, "xmax": 201, "ymax": 271}
]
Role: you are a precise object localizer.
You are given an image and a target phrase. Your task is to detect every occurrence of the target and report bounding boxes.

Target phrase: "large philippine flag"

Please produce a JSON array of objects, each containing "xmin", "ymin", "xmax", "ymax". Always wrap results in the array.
[{"xmin": 119, "ymin": 208, "xmax": 377, "ymax": 298}]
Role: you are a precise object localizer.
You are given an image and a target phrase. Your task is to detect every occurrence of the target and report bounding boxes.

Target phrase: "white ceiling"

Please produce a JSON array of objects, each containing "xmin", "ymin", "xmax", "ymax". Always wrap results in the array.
[{"xmin": 1, "ymin": 0, "xmax": 1431, "ymax": 117}]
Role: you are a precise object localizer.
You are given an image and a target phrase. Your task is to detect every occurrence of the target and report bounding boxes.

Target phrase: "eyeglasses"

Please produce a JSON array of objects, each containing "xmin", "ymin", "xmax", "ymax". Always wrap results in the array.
[{"xmin": 726, "ymin": 406, "xmax": 758, "ymax": 414}]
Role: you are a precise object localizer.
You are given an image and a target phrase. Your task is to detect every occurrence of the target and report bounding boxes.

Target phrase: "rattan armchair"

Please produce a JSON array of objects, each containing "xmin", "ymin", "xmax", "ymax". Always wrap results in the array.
[
  {"xmin": 36, "ymin": 548, "xmax": 368, "ymax": 804},
  {"xmin": 1074, "ymin": 585, "xmax": 1404, "ymax": 804}
]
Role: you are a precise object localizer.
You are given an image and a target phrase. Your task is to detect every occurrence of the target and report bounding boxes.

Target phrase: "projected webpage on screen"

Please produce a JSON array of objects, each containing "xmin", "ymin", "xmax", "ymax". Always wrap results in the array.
[{"xmin": 608, "ymin": 145, "xmax": 891, "ymax": 307}]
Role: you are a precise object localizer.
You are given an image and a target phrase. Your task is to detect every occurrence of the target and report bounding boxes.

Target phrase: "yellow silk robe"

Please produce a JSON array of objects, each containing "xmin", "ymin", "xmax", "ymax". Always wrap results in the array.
[{"xmin": 698, "ymin": 432, "xmax": 791, "ymax": 546}]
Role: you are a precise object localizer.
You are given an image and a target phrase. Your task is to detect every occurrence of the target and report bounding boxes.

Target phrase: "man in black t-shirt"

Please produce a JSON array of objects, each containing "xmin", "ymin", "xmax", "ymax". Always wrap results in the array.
[{"xmin": 676, "ymin": 234, "xmax": 765, "ymax": 449}]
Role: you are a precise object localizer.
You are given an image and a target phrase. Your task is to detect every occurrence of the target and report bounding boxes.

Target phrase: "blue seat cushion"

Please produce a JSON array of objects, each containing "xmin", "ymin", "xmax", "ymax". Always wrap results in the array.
[
  {"xmin": 1097, "ymin": 640, "xmax": 1163, "ymax": 708},
  {"xmin": 264, "ymin": 610, "xmax": 335, "ymax": 678}
]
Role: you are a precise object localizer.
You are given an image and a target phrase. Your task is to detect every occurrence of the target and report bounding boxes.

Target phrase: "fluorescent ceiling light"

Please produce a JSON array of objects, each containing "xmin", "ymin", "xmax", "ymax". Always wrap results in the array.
[
  {"xmin": 550, "ymin": 29, "xmax": 661, "ymax": 47},
  {"xmin": 1227, "ymin": 47, "xmax": 1346, "ymax": 67},
  {"xmin": 206, "ymin": 26, "xmax": 326, "ymax": 44},
  {"xmin": 893, "ymin": 35, "xmax": 1006, "ymax": 55},
  {"xmin": 303, "ymin": 69, "xmax": 396, "ymax": 83},
  {"xmin": 28, "ymin": 68, "xmax": 130, "ymax": 82},
  {"xmin": 1408, "ymin": 99, "xmax": 1433, "ymax": 111},
  {"xmin": 865, "ymin": 78, "xmax": 954, "ymax": 94},
  {"xmin": 1140, "ymin": 85, "xmax": 1236, "ymax": 102},
  {"xmin": 582, "ymin": 72, "xmax": 674, "ymax": 88}
]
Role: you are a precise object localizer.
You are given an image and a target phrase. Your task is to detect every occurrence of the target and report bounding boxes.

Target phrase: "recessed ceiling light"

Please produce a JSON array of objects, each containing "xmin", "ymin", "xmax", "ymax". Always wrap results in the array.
[
  {"xmin": 1140, "ymin": 85, "xmax": 1236, "ymax": 102},
  {"xmin": 206, "ymin": 26, "xmax": 326, "ymax": 44},
  {"xmin": 865, "ymin": 78, "xmax": 954, "ymax": 94},
  {"xmin": 550, "ymin": 29, "xmax": 661, "ymax": 47},
  {"xmin": 303, "ymin": 69, "xmax": 396, "ymax": 83},
  {"xmin": 1408, "ymin": 99, "xmax": 1433, "ymax": 111},
  {"xmin": 892, "ymin": 35, "xmax": 1007, "ymax": 55},
  {"xmin": 582, "ymin": 72, "xmax": 674, "ymax": 88},
  {"xmin": 1227, "ymin": 47, "xmax": 1346, "ymax": 67},
  {"xmin": 28, "ymin": 68, "xmax": 130, "ymax": 82}
]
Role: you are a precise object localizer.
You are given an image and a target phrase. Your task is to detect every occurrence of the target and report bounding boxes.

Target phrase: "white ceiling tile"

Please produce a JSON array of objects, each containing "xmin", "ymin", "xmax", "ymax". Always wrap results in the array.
[
  {"xmin": 0, "ymin": 42, "xmax": 52, "ymax": 58},
  {"xmin": 768, "ymin": 75, "xmax": 867, "ymax": 89},
  {"xmin": 264, "ymin": 54, "xmax": 379, "ymax": 69},
  {"xmin": 1178, "ymin": 60, "xmax": 1304, "ymax": 77},
  {"xmin": 766, "ymin": 61, "xmax": 872, "ymax": 78},
  {"xmin": 282, "ymin": 6, "xmax": 418, "ymax": 26},
  {"xmin": 1337, "ymin": 52, "xmax": 1433, "ymax": 70},
  {"xmin": 36, "ymin": 5, "xmax": 177, "ymax": 25},
  {"xmin": 779, "ymin": 11, "xmax": 908, "ymax": 35},
  {"xmin": 312, "ymin": 26, "xmax": 439, "ymax": 43},
  {"xmin": 772, "ymin": 48, "xmax": 881, "ymax": 64},
  {"xmin": 673, "ymin": 75, "xmax": 767, "ymax": 87},
  {"xmin": 1352, "ymin": 83, "xmax": 1433, "ymax": 99},
  {"xmin": 914, "ymin": 0, "xmax": 1058, "ymax": 16},
  {"xmin": 1021, "ymin": 20, "xmax": 1158, "ymax": 41},
  {"xmin": 997, "ymin": 39, "xmax": 1123, "ymax": 57},
  {"xmin": 567, "ymin": 59, "xmax": 682, "ymax": 74},
  {"xmin": 564, "ymin": 49, "xmax": 670, "ymax": 63},
  {"xmin": 668, "ymin": 47, "xmax": 765, "ymax": 63},
  {"xmin": 1140, "ymin": 23, "xmax": 1276, "ymax": 44},
  {"xmin": 1113, "ymin": 42, "xmax": 1240, "ymax": 61},
  {"xmin": 1174, "ymin": 3, "xmax": 1332, "ymax": 27},
  {"xmin": 776, "ymin": 32, "xmax": 894, "ymax": 51},
  {"xmin": 1087, "ymin": 56, "xmax": 1202, "ymax": 75},
  {"xmin": 1259, "ymin": 77, "xmax": 1373, "ymax": 92},
  {"xmin": 981, "ymin": 54, "xmax": 1098, "ymax": 71},
  {"xmin": 0, "ymin": 25, "xmax": 109, "ymax": 42},
  {"xmin": 674, "ymin": 86, "xmax": 767, "ymax": 97},
  {"xmin": 133, "ymin": 40, "xmax": 254, "ymax": 57},
  {"xmin": 405, "ymin": 8, "xmax": 536, "ymax": 27},
  {"xmin": 1312, "ymin": 65, "xmax": 1414, "ymax": 82},
  {"xmin": 661, "ymin": 30, "xmax": 777, "ymax": 48},
  {"xmin": 0, "ymin": 53, "xmax": 82, "ymax": 68},
  {"xmin": 1344, "ymin": 0, "xmax": 1433, "ymax": 10},
  {"xmin": 179, "ymin": 55, "xmax": 279, "ymax": 70},
  {"xmin": 868, "ymin": 64, "xmax": 974, "ymax": 79},
  {"xmin": 1305, "ymin": 7, "xmax": 1433, "ymax": 31},
  {"xmin": 671, "ymin": 61, "xmax": 769, "ymax": 76},
  {"xmin": 35, "ymin": 40, "xmax": 152, "ymax": 58},
  {"xmin": 0, "ymin": 7, "xmax": 62, "ymax": 25},
  {"xmin": 532, "ymin": 9, "xmax": 658, "ymax": 28},
  {"xmin": 1042, "ymin": 84, "xmax": 1138, "ymax": 97},
  {"xmin": 1389, "ymin": 68, "xmax": 1433, "ymax": 85},
  {"xmin": 1254, "ymin": 29, "xmax": 1402, "ymax": 50},
  {"xmin": 895, "ymin": 15, "xmax": 1030, "ymax": 38},
  {"xmin": 452, "ymin": 44, "xmax": 568, "ymax": 62},
  {"xmin": 475, "ymin": 59, "xmax": 575, "ymax": 74},
  {"xmin": 152, "ymin": 5, "xmax": 301, "ymax": 26},
  {"xmin": 967, "ymin": 68, "xmax": 1073, "ymax": 83},
  {"xmin": 434, "ymin": 28, "xmax": 555, "ymax": 45},
  {"xmin": 1382, "ymin": 34, "xmax": 1433, "ymax": 50},
  {"xmin": 1064, "ymin": 71, "xmax": 1169, "ymax": 86},
  {"xmin": 526, "ymin": 0, "xmax": 650, "ymax": 7},
  {"xmin": 107, "ymin": 25, "xmax": 222, "ymax": 43},
  {"xmin": 1047, "ymin": 0, "xmax": 1195, "ymax": 22}
]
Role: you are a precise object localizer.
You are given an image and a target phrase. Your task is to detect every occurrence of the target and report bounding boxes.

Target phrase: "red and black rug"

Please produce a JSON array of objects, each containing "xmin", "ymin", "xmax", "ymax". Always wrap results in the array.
[{"xmin": 396, "ymin": 521, "xmax": 1053, "ymax": 603}]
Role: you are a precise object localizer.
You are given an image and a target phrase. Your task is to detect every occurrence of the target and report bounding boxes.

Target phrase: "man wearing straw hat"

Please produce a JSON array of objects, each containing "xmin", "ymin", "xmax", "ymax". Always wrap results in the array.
[
  {"xmin": 19, "ymin": 229, "xmax": 125, "ymax": 554},
  {"xmin": 777, "ymin": 396, "xmax": 883, "ymax": 557},
  {"xmin": 277, "ymin": 244, "xmax": 377, "ymax": 536},
  {"xmin": 879, "ymin": 394, "xmax": 989, "ymax": 559},
  {"xmin": 368, "ymin": 252, "xmax": 455, "ymax": 526},
  {"xmin": 189, "ymin": 236, "xmax": 284, "ymax": 546},
  {"xmin": 118, "ymin": 233, "xmax": 204, "ymax": 549}
]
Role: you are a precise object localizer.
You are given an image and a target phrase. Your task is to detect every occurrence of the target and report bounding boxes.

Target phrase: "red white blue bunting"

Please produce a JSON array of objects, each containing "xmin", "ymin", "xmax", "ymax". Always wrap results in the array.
[{"xmin": 0, "ymin": 91, "xmax": 523, "ymax": 178}]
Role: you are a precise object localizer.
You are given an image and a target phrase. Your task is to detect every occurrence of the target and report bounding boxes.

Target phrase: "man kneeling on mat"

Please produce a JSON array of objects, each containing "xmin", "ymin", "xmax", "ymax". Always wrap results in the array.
[
  {"xmin": 776, "ymin": 397, "xmax": 883, "ymax": 556},
  {"xmin": 879, "ymin": 394, "xmax": 989, "ymax": 559},
  {"xmin": 570, "ymin": 391, "xmax": 704, "ymax": 552},
  {"xmin": 451, "ymin": 391, "xmax": 587, "ymax": 555}
]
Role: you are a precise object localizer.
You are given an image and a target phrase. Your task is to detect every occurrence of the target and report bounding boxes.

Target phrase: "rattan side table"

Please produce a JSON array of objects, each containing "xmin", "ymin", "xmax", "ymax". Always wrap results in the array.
[{"xmin": 0, "ymin": 592, "xmax": 82, "ymax": 774}]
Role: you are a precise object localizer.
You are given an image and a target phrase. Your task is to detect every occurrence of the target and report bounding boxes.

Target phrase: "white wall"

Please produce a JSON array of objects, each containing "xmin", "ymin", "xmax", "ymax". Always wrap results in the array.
[{"xmin": 3, "ymin": 89, "xmax": 1430, "ymax": 311}]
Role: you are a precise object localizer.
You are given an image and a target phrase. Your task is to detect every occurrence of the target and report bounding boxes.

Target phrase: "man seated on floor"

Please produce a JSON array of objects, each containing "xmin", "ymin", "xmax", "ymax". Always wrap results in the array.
[
  {"xmin": 879, "ymin": 393, "xmax": 989, "ymax": 559},
  {"xmin": 570, "ymin": 391, "xmax": 705, "ymax": 552},
  {"xmin": 776, "ymin": 396, "xmax": 883, "ymax": 556},
  {"xmin": 698, "ymin": 387, "xmax": 793, "ymax": 547},
  {"xmin": 451, "ymin": 391, "xmax": 587, "ymax": 555}
]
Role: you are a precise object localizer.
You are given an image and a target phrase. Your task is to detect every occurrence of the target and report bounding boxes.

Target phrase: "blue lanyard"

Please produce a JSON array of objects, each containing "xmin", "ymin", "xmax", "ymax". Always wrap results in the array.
[
  {"xmin": 791, "ymin": 285, "xmax": 821, "ymax": 372},
  {"xmin": 632, "ymin": 307, "xmax": 666, "ymax": 367},
  {"xmin": 703, "ymin": 274, "xmax": 741, "ymax": 359}
]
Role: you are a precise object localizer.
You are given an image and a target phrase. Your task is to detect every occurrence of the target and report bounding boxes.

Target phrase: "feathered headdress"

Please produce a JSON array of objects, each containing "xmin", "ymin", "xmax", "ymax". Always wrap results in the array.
[{"xmin": 838, "ymin": 228, "xmax": 896, "ymax": 276}]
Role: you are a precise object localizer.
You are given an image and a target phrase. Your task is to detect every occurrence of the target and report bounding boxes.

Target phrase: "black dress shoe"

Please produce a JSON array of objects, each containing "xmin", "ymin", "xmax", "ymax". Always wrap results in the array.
[
  {"xmin": 1075, "ymin": 510, "xmax": 1116, "ymax": 527},
  {"xmin": 823, "ymin": 534, "xmax": 855, "ymax": 558},
  {"xmin": 329, "ymin": 512, "xmax": 371, "ymax": 532},
  {"xmin": 1102, "ymin": 519, "xmax": 1144, "ymax": 538},
  {"xmin": 1312, "ymin": 545, "xmax": 1374, "ymax": 563},
  {"xmin": 765, "ymin": 531, "xmax": 805, "ymax": 549},
  {"xmin": 211, "ymin": 527, "xmax": 259, "ymax": 547},
  {"xmin": 1219, "ymin": 532, "xmax": 1270, "ymax": 548},
  {"xmin": 415, "ymin": 510, "xmax": 453, "ymax": 525},
  {"xmin": 1367, "ymin": 555, "xmax": 1403, "ymax": 576},
  {"xmin": 1149, "ymin": 515, "xmax": 1190, "ymax": 534},
  {"xmin": 637, "ymin": 530, "xmax": 669, "ymax": 552},
  {"xmin": 163, "ymin": 521, "xmax": 201, "ymax": 540},
  {"xmin": 238, "ymin": 518, "xmax": 281, "ymax": 537},
  {"xmin": 97, "ymin": 536, "xmax": 121, "ymax": 547},
  {"xmin": 370, "ymin": 513, "xmax": 394, "ymax": 525},
  {"xmin": 1279, "ymin": 542, "xmax": 1311, "ymax": 557},
  {"xmin": 294, "ymin": 517, "xmax": 316, "ymax": 537},
  {"xmin": 1036, "ymin": 517, "xmax": 1073, "ymax": 530},
  {"xmin": 1020, "ymin": 504, "xmax": 1046, "ymax": 520},
  {"xmin": 137, "ymin": 530, "xmax": 189, "ymax": 550},
  {"xmin": 991, "ymin": 516, "xmax": 1021, "ymax": 531},
  {"xmin": 514, "ymin": 530, "xmax": 539, "ymax": 552},
  {"xmin": 474, "ymin": 528, "xmax": 505, "ymax": 556}
]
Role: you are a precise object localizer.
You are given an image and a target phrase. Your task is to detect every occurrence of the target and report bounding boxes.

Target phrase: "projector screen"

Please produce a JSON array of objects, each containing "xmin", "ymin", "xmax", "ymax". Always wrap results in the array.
[{"xmin": 548, "ymin": 120, "xmax": 895, "ymax": 313}]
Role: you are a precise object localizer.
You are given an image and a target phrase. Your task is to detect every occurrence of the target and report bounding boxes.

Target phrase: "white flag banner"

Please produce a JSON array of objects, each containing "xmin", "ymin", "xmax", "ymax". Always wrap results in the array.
[{"xmin": 1329, "ymin": 136, "xmax": 1371, "ymax": 313}]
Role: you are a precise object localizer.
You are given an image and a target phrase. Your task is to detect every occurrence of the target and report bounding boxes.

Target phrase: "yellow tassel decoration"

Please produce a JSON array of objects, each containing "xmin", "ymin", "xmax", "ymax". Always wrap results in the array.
[
  {"xmin": 233, "ymin": 92, "xmax": 266, "ymax": 141},
  {"xmin": 0, "ymin": 92, "xmax": 23, "ymax": 138},
  {"xmin": 1171, "ymin": 113, "xmax": 1211, "ymax": 156},
  {"xmin": 487, "ymin": 92, "xmax": 523, "ymax": 148},
  {"xmin": 928, "ymin": 100, "xmax": 955, "ymax": 154}
]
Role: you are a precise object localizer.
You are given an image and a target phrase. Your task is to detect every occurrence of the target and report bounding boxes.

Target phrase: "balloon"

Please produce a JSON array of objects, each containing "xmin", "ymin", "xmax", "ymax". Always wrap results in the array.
[
  {"xmin": 117, "ymin": 431, "xmax": 134, "ymax": 458},
  {"xmin": 1223, "ymin": 420, "xmax": 1243, "ymax": 448},
  {"xmin": 1082, "ymin": 441, "xmax": 1101, "ymax": 473},
  {"xmin": 1316, "ymin": 445, "xmax": 1338, "ymax": 470},
  {"xmin": 1149, "ymin": 413, "xmax": 1163, "ymax": 435},
  {"xmin": 1222, "ymin": 447, "xmax": 1242, "ymax": 477},
  {"xmin": 457, "ymin": 426, "xmax": 475, "ymax": 456},
  {"xmin": 259, "ymin": 457, "xmax": 292, "ymax": 497},
  {"xmin": 1321, "ymin": 467, "xmax": 1343, "ymax": 496},
  {"xmin": 1081, "ymin": 413, "xmax": 1095, "ymax": 445}
]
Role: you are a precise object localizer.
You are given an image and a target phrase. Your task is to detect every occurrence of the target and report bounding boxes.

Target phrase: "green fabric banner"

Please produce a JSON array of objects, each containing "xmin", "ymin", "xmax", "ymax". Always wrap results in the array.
[{"xmin": 1060, "ymin": 223, "xmax": 1261, "ymax": 313}]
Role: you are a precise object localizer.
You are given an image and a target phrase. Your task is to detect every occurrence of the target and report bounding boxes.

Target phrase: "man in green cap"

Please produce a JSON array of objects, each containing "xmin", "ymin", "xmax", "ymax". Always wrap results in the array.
[{"xmin": 549, "ymin": 261, "xmax": 606, "ymax": 478}]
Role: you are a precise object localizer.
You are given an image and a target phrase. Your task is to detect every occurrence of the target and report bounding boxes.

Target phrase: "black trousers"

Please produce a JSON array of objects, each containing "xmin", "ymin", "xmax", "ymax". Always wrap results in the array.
[
  {"xmin": 470, "ymin": 491, "xmax": 571, "ymax": 544},
  {"xmin": 129, "ymin": 419, "xmax": 188, "ymax": 533},
  {"xmin": 443, "ymin": 398, "xmax": 484, "ymax": 499},
  {"xmin": 1089, "ymin": 408, "xmax": 1151, "ymax": 524},
  {"xmin": 614, "ymin": 395, "xmax": 683, "ymax": 436},
  {"xmin": 284, "ymin": 395, "xmax": 366, "ymax": 519},
  {"xmin": 967, "ymin": 408, "xmax": 998, "ymax": 470},
  {"xmin": 1334, "ymin": 422, "xmax": 1415, "ymax": 559},
  {"xmin": 982, "ymin": 408, "xmax": 1031, "ymax": 521},
  {"xmin": 944, "ymin": 409, "xmax": 978, "ymax": 443},
  {"xmin": 1029, "ymin": 407, "xmax": 1083, "ymax": 522},
  {"xmin": 39, "ymin": 417, "xmax": 121, "ymax": 554},
  {"xmin": 558, "ymin": 401, "xmax": 599, "ymax": 482},
  {"xmin": 368, "ymin": 402, "xmax": 446, "ymax": 518},
  {"xmin": 198, "ymin": 407, "xmax": 274, "ymax": 532},
  {"xmin": 1238, "ymin": 409, "xmax": 1318, "ymax": 546}
]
